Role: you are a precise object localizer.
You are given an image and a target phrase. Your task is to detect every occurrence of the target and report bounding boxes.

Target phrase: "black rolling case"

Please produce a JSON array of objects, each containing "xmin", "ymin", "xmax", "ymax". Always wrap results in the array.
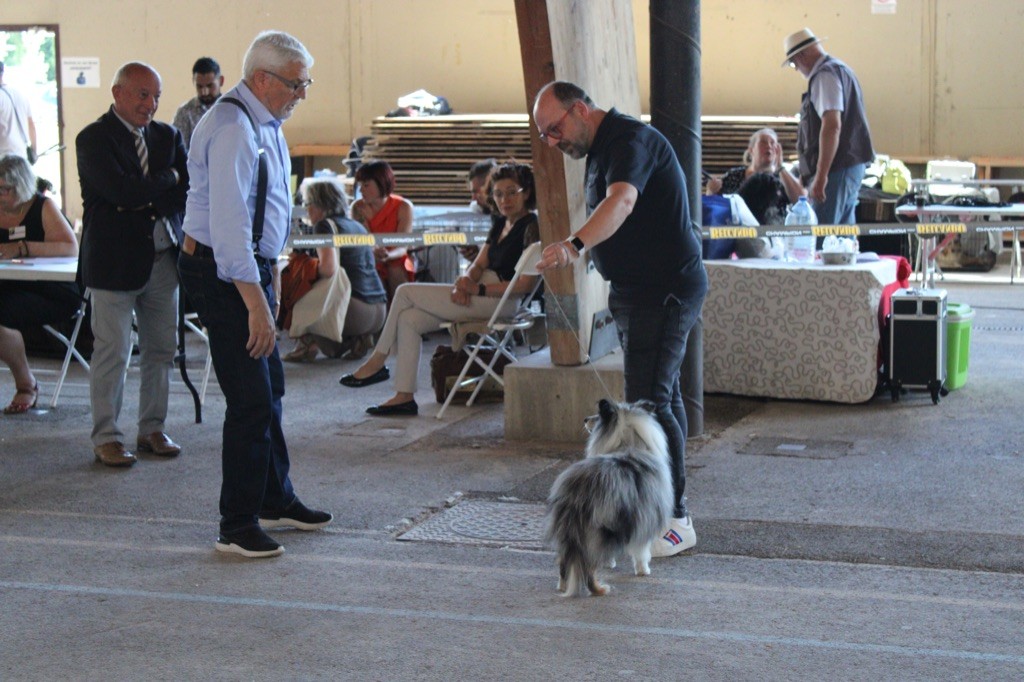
[{"xmin": 888, "ymin": 288, "xmax": 948, "ymax": 404}]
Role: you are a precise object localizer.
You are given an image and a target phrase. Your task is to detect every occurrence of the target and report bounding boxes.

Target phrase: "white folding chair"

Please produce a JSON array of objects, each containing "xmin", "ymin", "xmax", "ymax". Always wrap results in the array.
[
  {"xmin": 183, "ymin": 312, "xmax": 214, "ymax": 405},
  {"xmin": 44, "ymin": 292, "xmax": 90, "ymax": 408},
  {"xmin": 436, "ymin": 242, "xmax": 544, "ymax": 419}
]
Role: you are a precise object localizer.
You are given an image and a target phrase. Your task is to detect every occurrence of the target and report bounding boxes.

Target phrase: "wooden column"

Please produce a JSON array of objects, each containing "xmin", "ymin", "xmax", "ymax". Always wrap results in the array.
[{"xmin": 514, "ymin": 0, "xmax": 641, "ymax": 366}]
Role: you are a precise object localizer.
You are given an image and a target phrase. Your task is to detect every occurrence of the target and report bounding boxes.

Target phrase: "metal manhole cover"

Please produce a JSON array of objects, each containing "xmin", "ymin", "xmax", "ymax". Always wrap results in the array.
[
  {"xmin": 738, "ymin": 436, "xmax": 853, "ymax": 459},
  {"xmin": 398, "ymin": 500, "xmax": 547, "ymax": 549}
]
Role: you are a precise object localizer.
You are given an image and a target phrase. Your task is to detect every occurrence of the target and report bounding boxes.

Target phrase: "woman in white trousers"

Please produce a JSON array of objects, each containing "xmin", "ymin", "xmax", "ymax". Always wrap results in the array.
[{"xmin": 340, "ymin": 162, "xmax": 540, "ymax": 416}]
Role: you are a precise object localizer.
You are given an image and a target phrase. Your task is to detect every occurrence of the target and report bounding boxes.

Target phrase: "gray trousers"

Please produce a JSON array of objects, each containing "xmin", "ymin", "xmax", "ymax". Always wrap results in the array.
[{"xmin": 88, "ymin": 250, "xmax": 179, "ymax": 447}]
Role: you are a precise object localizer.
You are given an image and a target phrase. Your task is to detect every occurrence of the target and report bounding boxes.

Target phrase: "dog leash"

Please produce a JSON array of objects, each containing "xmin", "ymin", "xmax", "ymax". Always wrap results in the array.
[{"xmin": 543, "ymin": 285, "xmax": 619, "ymax": 403}]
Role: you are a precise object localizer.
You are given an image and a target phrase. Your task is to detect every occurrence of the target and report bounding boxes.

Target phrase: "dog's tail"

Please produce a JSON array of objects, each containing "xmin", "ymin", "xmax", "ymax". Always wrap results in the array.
[{"xmin": 547, "ymin": 495, "xmax": 607, "ymax": 597}]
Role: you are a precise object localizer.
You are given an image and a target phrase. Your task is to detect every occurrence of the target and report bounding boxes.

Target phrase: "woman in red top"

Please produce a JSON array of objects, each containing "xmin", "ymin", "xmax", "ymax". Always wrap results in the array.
[{"xmin": 350, "ymin": 161, "xmax": 414, "ymax": 305}]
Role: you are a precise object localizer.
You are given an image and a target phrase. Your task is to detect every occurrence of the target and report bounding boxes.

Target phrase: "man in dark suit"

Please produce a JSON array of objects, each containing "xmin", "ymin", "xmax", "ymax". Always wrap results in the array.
[{"xmin": 76, "ymin": 62, "xmax": 188, "ymax": 467}]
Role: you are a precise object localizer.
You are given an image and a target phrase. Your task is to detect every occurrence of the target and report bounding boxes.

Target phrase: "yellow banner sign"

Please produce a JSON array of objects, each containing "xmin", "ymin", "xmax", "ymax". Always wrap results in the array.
[
  {"xmin": 422, "ymin": 232, "xmax": 468, "ymax": 245},
  {"xmin": 916, "ymin": 223, "xmax": 966, "ymax": 234},
  {"xmin": 812, "ymin": 225, "xmax": 862, "ymax": 237},
  {"xmin": 709, "ymin": 227, "xmax": 758, "ymax": 239},
  {"xmin": 333, "ymin": 234, "xmax": 376, "ymax": 247}
]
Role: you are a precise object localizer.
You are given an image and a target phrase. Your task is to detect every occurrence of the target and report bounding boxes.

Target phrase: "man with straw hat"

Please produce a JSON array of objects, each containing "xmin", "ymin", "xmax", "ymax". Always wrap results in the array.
[{"xmin": 783, "ymin": 27, "xmax": 874, "ymax": 225}]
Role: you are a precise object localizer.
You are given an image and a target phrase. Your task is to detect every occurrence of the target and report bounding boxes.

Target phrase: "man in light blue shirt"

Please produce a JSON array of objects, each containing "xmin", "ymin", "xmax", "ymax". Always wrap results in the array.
[{"xmin": 178, "ymin": 30, "xmax": 332, "ymax": 559}]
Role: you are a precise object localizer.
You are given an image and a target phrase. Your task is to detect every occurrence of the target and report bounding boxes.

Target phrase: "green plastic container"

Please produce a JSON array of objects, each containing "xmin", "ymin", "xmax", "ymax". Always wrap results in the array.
[{"xmin": 945, "ymin": 302, "xmax": 974, "ymax": 390}]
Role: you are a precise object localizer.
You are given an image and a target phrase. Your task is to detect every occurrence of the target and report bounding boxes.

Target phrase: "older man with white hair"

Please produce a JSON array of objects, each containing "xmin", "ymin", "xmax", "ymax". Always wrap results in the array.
[{"xmin": 179, "ymin": 31, "xmax": 332, "ymax": 559}]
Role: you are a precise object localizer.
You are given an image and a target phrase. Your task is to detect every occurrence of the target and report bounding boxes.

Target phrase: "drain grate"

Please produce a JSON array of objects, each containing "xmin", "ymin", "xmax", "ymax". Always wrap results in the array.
[
  {"xmin": 398, "ymin": 500, "xmax": 547, "ymax": 549},
  {"xmin": 974, "ymin": 325, "xmax": 1024, "ymax": 333},
  {"xmin": 738, "ymin": 436, "xmax": 853, "ymax": 459}
]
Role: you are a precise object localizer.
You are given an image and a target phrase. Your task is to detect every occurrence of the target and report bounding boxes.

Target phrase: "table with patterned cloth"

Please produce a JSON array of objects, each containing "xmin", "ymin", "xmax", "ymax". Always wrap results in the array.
[{"xmin": 703, "ymin": 258, "xmax": 898, "ymax": 403}]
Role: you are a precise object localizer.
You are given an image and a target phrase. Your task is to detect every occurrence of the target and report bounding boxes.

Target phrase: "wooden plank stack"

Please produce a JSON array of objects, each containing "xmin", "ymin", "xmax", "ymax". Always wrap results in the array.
[
  {"xmin": 701, "ymin": 116, "xmax": 800, "ymax": 176},
  {"xmin": 361, "ymin": 114, "xmax": 799, "ymax": 204},
  {"xmin": 362, "ymin": 114, "xmax": 533, "ymax": 205}
]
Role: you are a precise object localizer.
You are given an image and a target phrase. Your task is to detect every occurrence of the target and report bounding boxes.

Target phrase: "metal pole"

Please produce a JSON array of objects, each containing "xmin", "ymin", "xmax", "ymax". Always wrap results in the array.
[{"xmin": 650, "ymin": 0, "xmax": 704, "ymax": 437}]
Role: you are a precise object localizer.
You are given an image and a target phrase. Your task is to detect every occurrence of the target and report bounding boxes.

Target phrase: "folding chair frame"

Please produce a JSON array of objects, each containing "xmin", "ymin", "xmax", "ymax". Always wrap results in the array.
[
  {"xmin": 436, "ymin": 242, "xmax": 544, "ymax": 419},
  {"xmin": 44, "ymin": 293, "xmax": 90, "ymax": 408}
]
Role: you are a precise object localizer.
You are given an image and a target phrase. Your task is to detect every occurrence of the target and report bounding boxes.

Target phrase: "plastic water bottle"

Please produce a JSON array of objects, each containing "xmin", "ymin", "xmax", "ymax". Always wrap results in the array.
[{"xmin": 783, "ymin": 197, "xmax": 818, "ymax": 263}]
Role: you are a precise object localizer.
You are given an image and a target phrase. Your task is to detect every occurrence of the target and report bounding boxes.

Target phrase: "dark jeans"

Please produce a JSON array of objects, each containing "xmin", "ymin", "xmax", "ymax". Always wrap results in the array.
[
  {"xmin": 178, "ymin": 252, "xmax": 295, "ymax": 534},
  {"xmin": 610, "ymin": 291, "xmax": 705, "ymax": 518}
]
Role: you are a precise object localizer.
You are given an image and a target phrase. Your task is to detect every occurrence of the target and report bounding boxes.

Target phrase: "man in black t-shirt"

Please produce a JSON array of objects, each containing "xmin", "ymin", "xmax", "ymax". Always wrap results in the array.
[{"xmin": 534, "ymin": 81, "xmax": 708, "ymax": 557}]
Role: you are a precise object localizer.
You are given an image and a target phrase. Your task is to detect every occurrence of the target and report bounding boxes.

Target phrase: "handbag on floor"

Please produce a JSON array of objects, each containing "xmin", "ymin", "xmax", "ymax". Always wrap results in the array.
[{"xmin": 279, "ymin": 251, "xmax": 319, "ymax": 330}]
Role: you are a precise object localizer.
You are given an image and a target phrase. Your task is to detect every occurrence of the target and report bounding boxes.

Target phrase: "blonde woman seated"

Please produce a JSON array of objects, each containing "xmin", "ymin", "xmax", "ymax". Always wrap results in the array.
[
  {"xmin": 284, "ymin": 176, "xmax": 388, "ymax": 361},
  {"xmin": 707, "ymin": 127, "xmax": 805, "ymax": 224},
  {"xmin": 340, "ymin": 161, "xmax": 540, "ymax": 416},
  {"xmin": 0, "ymin": 154, "xmax": 80, "ymax": 413}
]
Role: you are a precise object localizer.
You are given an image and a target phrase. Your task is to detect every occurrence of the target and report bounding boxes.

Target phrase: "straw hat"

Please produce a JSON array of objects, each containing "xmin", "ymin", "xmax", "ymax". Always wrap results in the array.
[{"xmin": 782, "ymin": 28, "xmax": 825, "ymax": 66}]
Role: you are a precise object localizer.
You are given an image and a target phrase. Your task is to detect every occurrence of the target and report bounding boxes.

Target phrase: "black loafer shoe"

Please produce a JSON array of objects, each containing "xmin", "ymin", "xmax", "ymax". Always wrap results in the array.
[
  {"xmin": 339, "ymin": 366, "xmax": 390, "ymax": 388},
  {"xmin": 366, "ymin": 400, "xmax": 418, "ymax": 416}
]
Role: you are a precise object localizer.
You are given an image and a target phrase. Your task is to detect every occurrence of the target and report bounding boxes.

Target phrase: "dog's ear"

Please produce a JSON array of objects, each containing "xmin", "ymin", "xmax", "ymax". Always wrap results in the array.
[
  {"xmin": 597, "ymin": 398, "xmax": 616, "ymax": 422},
  {"xmin": 634, "ymin": 399, "xmax": 656, "ymax": 414}
]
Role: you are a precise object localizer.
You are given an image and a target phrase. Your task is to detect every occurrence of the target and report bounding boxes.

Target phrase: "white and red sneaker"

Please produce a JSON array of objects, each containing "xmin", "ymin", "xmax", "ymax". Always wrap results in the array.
[{"xmin": 650, "ymin": 515, "xmax": 697, "ymax": 557}]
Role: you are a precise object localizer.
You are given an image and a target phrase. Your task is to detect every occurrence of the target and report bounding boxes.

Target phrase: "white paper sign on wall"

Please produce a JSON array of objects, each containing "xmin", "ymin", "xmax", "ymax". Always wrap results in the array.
[
  {"xmin": 872, "ymin": 0, "xmax": 897, "ymax": 14},
  {"xmin": 61, "ymin": 58, "xmax": 101, "ymax": 88}
]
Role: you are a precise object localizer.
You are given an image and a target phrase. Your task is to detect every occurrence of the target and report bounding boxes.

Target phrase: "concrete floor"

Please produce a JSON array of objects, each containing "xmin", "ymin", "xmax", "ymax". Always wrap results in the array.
[{"xmin": 1, "ymin": 259, "xmax": 1023, "ymax": 680}]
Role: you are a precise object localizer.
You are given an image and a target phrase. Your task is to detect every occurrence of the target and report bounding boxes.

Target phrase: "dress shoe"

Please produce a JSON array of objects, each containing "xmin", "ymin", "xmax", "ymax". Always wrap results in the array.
[
  {"xmin": 136, "ymin": 432, "xmax": 182, "ymax": 457},
  {"xmin": 339, "ymin": 366, "xmax": 390, "ymax": 388},
  {"xmin": 93, "ymin": 442, "xmax": 137, "ymax": 468},
  {"xmin": 366, "ymin": 400, "xmax": 418, "ymax": 416}
]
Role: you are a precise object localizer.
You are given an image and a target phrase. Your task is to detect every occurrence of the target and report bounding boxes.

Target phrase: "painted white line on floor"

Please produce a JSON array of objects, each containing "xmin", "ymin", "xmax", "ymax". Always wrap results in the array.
[
  {"xmin": 2, "ymin": 534, "xmax": 1023, "ymax": 614},
  {"xmin": 2, "ymin": 579, "xmax": 1022, "ymax": 665},
  {"xmin": 0, "ymin": 510, "xmax": 377, "ymax": 536}
]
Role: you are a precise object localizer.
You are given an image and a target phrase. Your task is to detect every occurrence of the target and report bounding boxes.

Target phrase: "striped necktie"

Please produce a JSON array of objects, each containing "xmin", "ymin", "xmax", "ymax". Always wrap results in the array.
[
  {"xmin": 133, "ymin": 128, "xmax": 148, "ymax": 176},
  {"xmin": 134, "ymin": 127, "xmax": 176, "ymax": 249}
]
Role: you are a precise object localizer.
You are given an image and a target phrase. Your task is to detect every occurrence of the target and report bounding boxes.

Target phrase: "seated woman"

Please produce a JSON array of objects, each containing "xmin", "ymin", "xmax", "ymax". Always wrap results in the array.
[
  {"xmin": 350, "ymin": 160, "xmax": 415, "ymax": 304},
  {"xmin": 707, "ymin": 127, "xmax": 805, "ymax": 224},
  {"xmin": 0, "ymin": 154, "xmax": 81, "ymax": 413},
  {"xmin": 339, "ymin": 161, "xmax": 540, "ymax": 417},
  {"xmin": 284, "ymin": 176, "xmax": 388, "ymax": 362}
]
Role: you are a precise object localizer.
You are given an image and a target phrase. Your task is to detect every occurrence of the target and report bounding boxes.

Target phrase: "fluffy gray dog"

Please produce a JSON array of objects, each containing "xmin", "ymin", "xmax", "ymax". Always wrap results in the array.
[{"xmin": 545, "ymin": 399, "xmax": 673, "ymax": 597}]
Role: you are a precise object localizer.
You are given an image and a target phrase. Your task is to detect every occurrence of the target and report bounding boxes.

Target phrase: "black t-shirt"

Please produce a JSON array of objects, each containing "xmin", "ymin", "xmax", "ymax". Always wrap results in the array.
[{"xmin": 586, "ymin": 109, "xmax": 707, "ymax": 305}]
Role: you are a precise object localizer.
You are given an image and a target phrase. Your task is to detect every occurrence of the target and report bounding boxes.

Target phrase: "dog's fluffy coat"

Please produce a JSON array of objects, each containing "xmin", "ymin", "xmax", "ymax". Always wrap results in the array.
[{"xmin": 545, "ymin": 399, "xmax": 673, "ymax": 597}]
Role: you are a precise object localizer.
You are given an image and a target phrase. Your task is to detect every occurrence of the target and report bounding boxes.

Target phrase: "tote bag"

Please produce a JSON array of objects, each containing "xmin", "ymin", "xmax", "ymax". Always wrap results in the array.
[{"xmin": 288, "ymin": 219, "xmax": 352, "ymax": 342}]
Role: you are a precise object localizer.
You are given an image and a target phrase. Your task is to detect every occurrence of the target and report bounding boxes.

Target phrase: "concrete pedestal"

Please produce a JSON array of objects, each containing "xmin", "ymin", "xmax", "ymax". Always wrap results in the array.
[{"xmin": 504, "ymin": 348, "xmax": 624, "ymax": 442}]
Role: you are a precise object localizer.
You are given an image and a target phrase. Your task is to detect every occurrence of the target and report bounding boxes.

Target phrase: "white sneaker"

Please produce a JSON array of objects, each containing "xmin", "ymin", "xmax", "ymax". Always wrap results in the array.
[{"xmin": 650, "ymin": 515, "xmax": 697, "ymax": 557}]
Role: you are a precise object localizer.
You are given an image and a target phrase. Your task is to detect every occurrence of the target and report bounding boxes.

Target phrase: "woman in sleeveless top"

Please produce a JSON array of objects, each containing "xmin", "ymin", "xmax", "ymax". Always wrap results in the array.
[
  {"xmin": 0, "ymin": 154, "xmax": 81, "ymax": 414},
  {"xmin": 350, "ymin": 161, "xmax": 415, "ymax": 306},
  {"xmin": 340, "ymin": 162, "xmax": 540, "ymax": 417}
]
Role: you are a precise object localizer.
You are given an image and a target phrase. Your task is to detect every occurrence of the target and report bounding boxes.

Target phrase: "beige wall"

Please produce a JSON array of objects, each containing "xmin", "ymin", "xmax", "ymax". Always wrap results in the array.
[{"xmin": 5, "ymin": 0, "xmax": 1023, "ymax": 219}]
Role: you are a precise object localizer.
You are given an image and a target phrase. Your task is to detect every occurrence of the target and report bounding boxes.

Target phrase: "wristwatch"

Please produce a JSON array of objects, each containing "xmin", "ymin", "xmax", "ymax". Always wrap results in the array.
[{"xmin": 568, "ymin": 236, "xmax": 585, "ymax": 253}]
